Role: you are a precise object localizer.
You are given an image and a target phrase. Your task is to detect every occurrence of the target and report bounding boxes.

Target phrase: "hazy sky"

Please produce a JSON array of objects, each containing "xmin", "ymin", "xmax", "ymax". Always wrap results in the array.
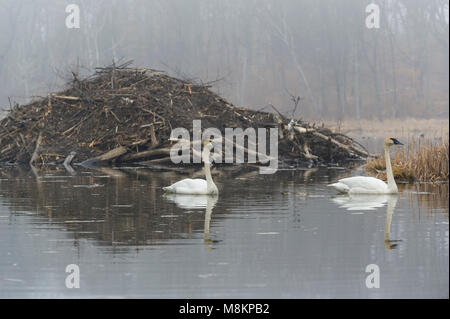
[{"xmin": 0, "ymin": 0, "xmax": 448, "ymax": 120}]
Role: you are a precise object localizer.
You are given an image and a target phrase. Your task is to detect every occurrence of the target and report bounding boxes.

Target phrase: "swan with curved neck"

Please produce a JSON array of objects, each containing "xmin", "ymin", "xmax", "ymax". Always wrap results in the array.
[
  {"xmin": 163, "ymin": 139, "xmax": 218, "ymax": 195},
  {"xmin": 328, "ymin": 137, "xmax": 403, "ymax": 194}
]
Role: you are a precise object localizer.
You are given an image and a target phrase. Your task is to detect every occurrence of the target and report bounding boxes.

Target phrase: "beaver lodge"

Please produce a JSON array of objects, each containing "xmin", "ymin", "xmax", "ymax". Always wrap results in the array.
[{"xmin": 0, "ymin": 61, "xmax": 370, "ymax": 170}]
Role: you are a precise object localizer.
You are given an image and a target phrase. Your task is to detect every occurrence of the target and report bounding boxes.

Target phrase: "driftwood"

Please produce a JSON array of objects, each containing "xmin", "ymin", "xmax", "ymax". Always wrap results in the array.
[
  {"xmin": 303, "ymin": 142, "xmax": 318, "ymax": 160},
  {"xmin": 288, "ymin": 125, "xmax": 314, "ymax": 134},
  {"xmin": 52, "ymin": 95, "xmax": 81, "ymax": 101},
  {"xmin": 119, "ymin": 148, "xmax": 171, "ymax": 162},
  {"xmin": 63, "ymin": 151, "xmax": 77, "ymax": 166},
  {"xmin": 63, "ymin": 151, "xmax": 77, "ymax": 174},
  {"xmin": 80, "ymin": 146, "xmax": 128, "ymax": 166},
  {"xmin": 286, "ymin": 124, "xmax": 371, "ymax": 158},
  {"xmin": 310, "ymin": 130, "xmax": 371, "ymax": 158},
  {"xmin": 29, "ymin": 132, "xmax": 43, "ymax": 167}
]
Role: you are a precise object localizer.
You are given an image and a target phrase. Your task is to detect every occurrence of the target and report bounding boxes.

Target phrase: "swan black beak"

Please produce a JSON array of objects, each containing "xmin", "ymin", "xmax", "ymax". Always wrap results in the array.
[{"xmin": 391, "ymin": 138, "xmax": 403, "ymax": 145}]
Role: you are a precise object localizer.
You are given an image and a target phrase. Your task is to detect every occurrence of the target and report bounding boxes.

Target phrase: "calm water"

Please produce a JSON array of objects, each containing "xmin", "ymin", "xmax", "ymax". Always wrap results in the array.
[{"xmin": 0, "ymin": 165, "xmax": 448, "ymax": 298}]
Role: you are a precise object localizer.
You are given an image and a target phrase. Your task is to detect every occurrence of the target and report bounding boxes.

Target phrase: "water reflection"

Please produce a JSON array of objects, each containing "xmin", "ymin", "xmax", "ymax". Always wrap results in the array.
[
  {"xmin": 332, "ymin": 194, "xmax": 390, "ymax": 211},
  {"xmin": 404, "ymin": 183, "xmax": 449, "ymax": 215},
  {"xmin": 384, "ymin": 196, "xmax": 401, "ymax": 250},
  {"xmin": 0, "ymin": 166, "xmax": 448, "ymax": 298},
  {"xmin": 163, "ymin": 194, "xmax": 218, "ymax": 244},
  {"xmin": 0, "ymin": 166, "xmax": 222, "ymax": 247},
  {"xmin": 332, "ymin": 195, "xmax": 401, "ymax": 250}
]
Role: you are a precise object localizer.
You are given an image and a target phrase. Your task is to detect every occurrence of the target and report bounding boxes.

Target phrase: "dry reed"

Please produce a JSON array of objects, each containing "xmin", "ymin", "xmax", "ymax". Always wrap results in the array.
[{"xmin": 365, "ymin": 137, "xmax": 449, "ymax": 182}]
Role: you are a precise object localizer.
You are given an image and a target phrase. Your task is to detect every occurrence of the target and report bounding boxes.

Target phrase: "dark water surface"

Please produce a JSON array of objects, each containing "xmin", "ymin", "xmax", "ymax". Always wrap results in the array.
[{"xmin": 0, "ymin": 166, "xmax": 448, "ymax": 298}]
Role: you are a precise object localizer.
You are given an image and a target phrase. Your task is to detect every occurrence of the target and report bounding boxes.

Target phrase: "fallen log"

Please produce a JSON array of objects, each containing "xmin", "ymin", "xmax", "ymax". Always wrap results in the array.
[
  {"xmin": 63, "ymin": 151, "xmax": 77, "ymax": 166},
  {"xmin": 303, "ymin": 142, "xmax": 318, "ymax": 160},
  {"xmin": 52, "ymin": 95, "xmax": 81, "ymax": 101},
  {"xmin": 80, "ymin": 146, "xmax": 128, "ymax": 166},
  {"xmin": 310, "ymin": 130, "xmax": 370, "ymax": 158},
  {"xmin": 119, "ymin": 148, "xmax": 171, "ymax": 162},
  {"xmin": 291, "ymin": 125, "xmax": 315, "ymax": 134},
  {"xmin": 63, "ymin": 151, "xmax": 77, "ymax": 174}
]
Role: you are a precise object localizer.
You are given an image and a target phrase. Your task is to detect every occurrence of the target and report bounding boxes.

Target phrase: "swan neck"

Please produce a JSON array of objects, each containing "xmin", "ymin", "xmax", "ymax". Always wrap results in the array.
[
  {"xmin": 384, "ymin": 145, "xmax": 397, "ymax": 192},
  {"xmin": 202, "ymin": 148, "xmax": 216, "ymax": 190},
  {"xmin": 204, "ymin": 161, "xmax": 213, "ymax": 184}
]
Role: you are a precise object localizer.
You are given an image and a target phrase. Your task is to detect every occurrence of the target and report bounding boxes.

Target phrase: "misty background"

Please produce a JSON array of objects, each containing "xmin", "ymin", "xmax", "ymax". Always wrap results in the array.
[{"xmin": 0, "ymin": 0, "xmax": 448, "ymax": 121}]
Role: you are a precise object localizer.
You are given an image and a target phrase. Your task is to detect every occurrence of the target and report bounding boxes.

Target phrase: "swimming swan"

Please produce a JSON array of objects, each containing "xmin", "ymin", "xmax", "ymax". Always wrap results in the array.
[
  {"xmin": 328, "ymin": 137, "xmax": 403, "ymax": 194},
  {"xmin": 163, "ymin": 139, "xmax": 219, "ymax": 195}
]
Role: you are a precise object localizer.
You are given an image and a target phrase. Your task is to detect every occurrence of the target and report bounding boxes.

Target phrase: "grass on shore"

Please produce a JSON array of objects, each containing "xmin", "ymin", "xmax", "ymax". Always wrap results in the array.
[{"xmin": 365, "ymin": 137, "xmax": 449, "ymax": 183}]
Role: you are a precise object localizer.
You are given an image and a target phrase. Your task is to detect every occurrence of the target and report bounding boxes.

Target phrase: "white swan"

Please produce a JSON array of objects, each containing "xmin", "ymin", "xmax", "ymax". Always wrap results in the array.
[
  {"xmin": 328, "ymin": 137, "xmax": 403, "ymax": 194},
  {"xmin": 163, "ymin": 139, "xmax": 219, "ymax": 195}
]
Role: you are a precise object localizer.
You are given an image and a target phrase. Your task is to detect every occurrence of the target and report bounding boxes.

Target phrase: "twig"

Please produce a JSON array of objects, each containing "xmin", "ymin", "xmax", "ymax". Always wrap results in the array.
[{"xmin": 29, "ymin": 132, "xmax": 43, "ymax": 167}]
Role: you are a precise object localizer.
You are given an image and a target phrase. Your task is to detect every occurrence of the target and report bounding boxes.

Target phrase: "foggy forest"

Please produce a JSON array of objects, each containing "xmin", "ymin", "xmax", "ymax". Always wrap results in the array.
[{"xmin": 0, "ymin": 0, "xmax": 448, "ymax": 121}]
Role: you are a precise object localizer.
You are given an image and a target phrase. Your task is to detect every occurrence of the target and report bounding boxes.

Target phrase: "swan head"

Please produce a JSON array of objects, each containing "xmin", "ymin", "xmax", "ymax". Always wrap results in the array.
[
  {"xmin": 201, "ymin": 139, "xmax": 216, "ymax": 164},
  {"xmin": 202, "ymin": 139, "xmax": 216, "ymax": 151},
  {"xmin": 202, "ymin": 138, "xmax": 212, "ymax": 146},
  {"xmin": 384, "ymin": 137, "xmax": 404, "ymax": 147}
]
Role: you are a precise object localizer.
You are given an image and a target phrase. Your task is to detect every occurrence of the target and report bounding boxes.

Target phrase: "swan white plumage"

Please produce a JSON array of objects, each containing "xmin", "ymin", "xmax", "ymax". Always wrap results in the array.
[
  {"xmin": 163, "ymin": 139, "xmax": 219, "ymax": 195},
  {"xmin": 328, "ymin": 137, "xmax": 403, "ymax": 194}
]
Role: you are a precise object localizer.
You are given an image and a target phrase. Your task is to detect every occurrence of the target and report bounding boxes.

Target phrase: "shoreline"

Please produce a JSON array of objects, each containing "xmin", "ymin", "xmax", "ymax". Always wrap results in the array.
[{"xmin": 323, "ymin": 118, "xmax": 449, "ymax": 139}]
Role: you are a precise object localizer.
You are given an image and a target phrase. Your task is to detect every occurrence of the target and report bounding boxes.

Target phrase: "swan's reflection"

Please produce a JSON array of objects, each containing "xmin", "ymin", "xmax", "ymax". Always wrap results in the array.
[
  {"xmin": 332, "ymin": 195, "xmax": 401, "ymax": 250},
  {"xmin": 163, "ymin": 194, "xmax": 218, "ymax": 244},
  {"xmin": 384, "ymin": 196, "xmax": 401, "ymax": 250},
  {"xmin": 332, "ymin": 194, "xmax": 390, "ymax": 211}
]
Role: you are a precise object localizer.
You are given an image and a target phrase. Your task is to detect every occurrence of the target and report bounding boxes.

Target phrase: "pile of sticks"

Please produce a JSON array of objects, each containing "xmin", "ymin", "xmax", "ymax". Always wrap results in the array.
[{"xmin": 0, "ymin": 61, "xmax": 371, "ymax": 169}]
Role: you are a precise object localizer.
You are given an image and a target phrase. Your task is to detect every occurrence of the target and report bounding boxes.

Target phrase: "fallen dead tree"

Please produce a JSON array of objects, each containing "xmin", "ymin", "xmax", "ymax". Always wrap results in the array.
[{"xmin": 0, "ymin": 61, "xmax": 371, "ymax": 168}]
